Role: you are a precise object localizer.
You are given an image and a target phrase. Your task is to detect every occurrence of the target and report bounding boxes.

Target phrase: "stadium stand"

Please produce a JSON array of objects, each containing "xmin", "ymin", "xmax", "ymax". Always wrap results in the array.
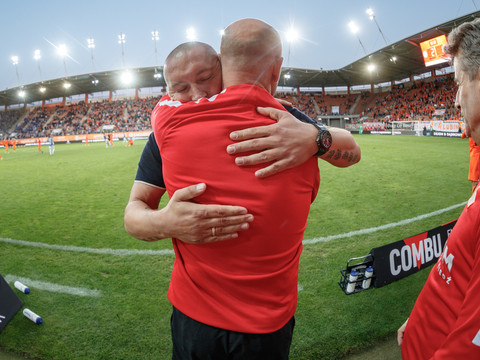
[{"xmin": 0, "ymin": 74, "xmax": 459, "ymax": 141}]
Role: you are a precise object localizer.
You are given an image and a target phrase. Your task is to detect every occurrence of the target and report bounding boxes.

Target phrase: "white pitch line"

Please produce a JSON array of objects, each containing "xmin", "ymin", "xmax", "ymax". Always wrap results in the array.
[
  {"xmin": 0, "ymin": 202, "xmax": 466, "ymax": 255},
  {"xmin": 303, "ymin": 201, "xmax": 466, "ymax": 245},
  {"xmin": 0, "ymin": 237, "xmax": 175, "ymax": 256},
  {"xmin": 4, "ymin": 275, "xmax": 101, "ymax": 298}
]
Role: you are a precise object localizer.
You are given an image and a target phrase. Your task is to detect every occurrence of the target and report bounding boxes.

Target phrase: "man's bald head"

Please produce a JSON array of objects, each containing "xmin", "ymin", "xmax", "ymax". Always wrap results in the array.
[
  {"xmin": 163, "ymin": 42, "xmax": 222, "ymax": 101},
  {"xmin": 220, "ymin": 18, "xmax": 283, "ymax": 94},
  {"xmin": 164, "ymin": 41, "xmax": 218, "ymax": 82}
]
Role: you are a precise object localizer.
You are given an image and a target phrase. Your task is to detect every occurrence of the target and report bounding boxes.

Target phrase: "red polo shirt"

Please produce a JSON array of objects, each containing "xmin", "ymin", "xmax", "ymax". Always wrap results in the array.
[
  {"xmin": 152, "ymin": 84, "xmax": 320, "ymax": 333},
  {"xmin": 402, "ymin": 186, "xmax": 480, "ymax": 358}
]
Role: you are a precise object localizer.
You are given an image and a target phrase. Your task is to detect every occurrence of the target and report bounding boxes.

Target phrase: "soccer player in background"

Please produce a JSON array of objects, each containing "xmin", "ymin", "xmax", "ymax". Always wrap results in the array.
[
  {"xmin": 48, "ymin": 135, "xmax": 55, "ymax": 156},
  {"xmin": 398, "ymin": 17, "xmax": 480, "ymax": 359}
]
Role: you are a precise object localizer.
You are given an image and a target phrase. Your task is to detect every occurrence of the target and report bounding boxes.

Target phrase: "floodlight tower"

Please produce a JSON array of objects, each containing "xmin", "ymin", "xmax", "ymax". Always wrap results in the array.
[
  {"xmin": 348, "ymin": 21, "xmax": 368, "ymax": 56},
  {"xmin": 152, "ymin": 30, "xmax": 160, "ymax": 65},
  {"xmin": 34, "ymin": 49, "xmax": 42, "ymax": 80},
  {"xmin": 366, "ymin": 8, "xmax": 388, "ymax": 46},
  {"xmin": 11, "ymin": 56, "xmax": 20, "ymax": 84},
  {"xmin": 87, "ymin": 38, "xmax": 95, "ymax": 72},
  {"xmin": 118, "ymin": 33, "xmax": 126, "ymax": 68},
  {"xmin": 285, "ymin": 27, "xmax": 299, "ymax": 66},
  {"xmin": 57, "ymin": 44, "xmax": 68, "ymax": 76}
]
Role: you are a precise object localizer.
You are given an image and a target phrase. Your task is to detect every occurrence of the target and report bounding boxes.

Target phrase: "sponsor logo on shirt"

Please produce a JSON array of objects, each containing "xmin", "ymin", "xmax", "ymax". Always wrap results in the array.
[{"xmin": 436, "ymin": 244, "xmax": 454, "ymax": 285}]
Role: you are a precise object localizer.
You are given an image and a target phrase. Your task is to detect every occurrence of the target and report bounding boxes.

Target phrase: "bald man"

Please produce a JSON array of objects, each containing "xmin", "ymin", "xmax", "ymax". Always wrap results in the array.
[{"xmin": 151, "ymin": 19, "xmax": 328, "ymax": 359}]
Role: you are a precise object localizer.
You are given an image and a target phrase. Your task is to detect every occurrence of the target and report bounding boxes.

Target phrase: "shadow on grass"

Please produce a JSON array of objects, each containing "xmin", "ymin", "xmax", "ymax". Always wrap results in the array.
[{"xmin": 341, "ymin": 334, "xmax": 402, "ymax": 360}]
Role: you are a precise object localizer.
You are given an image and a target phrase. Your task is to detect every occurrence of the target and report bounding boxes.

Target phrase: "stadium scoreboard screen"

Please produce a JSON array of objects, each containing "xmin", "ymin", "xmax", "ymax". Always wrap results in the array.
[{"xmin": 420, "ymin": 34, "xmax": 450, "ymax": 67}]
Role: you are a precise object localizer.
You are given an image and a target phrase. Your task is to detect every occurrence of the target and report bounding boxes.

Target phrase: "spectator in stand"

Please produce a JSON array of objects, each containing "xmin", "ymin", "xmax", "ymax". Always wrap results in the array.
[{"xmin": 398, "ymin": 17, "xmax": 480, "ymax": 359}]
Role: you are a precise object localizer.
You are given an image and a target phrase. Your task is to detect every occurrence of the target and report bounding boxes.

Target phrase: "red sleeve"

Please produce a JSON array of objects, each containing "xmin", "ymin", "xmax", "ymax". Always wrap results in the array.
[{"xmin": 431, "ymin": 209, "xmax": 480, "ymax": 359}]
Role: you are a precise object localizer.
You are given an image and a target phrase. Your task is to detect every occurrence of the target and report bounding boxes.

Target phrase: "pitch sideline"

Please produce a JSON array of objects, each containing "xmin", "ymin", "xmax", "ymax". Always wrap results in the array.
[
  {"xmin": 0, "ymin": 202, "xmax": 466, "ymax": 256},
  {"xmin": 4, "ymin": 274, "xmax": 101, "ymax": 298}
]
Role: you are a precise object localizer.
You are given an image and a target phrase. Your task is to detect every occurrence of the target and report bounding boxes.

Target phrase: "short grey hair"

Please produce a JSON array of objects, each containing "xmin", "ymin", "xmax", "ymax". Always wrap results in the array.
[{"xmin": 447, "ymin": 17, "xmax": 480, "ymax": 80}]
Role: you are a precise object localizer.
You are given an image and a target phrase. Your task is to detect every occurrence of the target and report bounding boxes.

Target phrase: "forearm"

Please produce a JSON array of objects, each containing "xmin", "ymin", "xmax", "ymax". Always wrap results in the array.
[
  {"xmin": 320, "ymin": 127, "xmax": 361, "ymax": 167},
  {"xmin": 124, "ymin": 182, "xmax": 254, "ymax": 244},
  {"xmin": 124, "ymin": 199, "xmax": 170, "ymax": 241}
]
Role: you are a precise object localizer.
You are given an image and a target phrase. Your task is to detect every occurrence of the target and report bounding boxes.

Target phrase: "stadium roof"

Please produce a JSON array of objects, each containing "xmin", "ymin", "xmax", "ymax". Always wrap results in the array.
[{"xmin": 1, "ymin": 10, "xmax": 479, "ymax": 108}]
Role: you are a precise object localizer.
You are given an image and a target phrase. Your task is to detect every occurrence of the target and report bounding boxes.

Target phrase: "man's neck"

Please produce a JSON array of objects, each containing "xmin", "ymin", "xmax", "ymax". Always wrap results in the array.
[{"xmin": 222, "ymin": 72, "xmax": 271, "ymax": 94}]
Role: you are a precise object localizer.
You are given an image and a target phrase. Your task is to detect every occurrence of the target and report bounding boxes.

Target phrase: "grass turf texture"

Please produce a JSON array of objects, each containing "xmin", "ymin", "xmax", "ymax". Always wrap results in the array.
[{"xmin": 0, "ymin": 135, "xmax": 470, "ymax": 359}]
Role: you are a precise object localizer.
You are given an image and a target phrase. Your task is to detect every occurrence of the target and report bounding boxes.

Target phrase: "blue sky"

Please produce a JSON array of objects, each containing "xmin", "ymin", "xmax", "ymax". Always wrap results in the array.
[{"xmin": 1, "ymin": 0, "xmax": 478, "ymax": 90}]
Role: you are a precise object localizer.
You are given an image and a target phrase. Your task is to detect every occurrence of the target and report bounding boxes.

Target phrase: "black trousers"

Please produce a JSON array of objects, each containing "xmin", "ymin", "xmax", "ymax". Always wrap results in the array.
[{"xmin": 171, "ymin": 307, "xmax": 295, "ymax": 360}]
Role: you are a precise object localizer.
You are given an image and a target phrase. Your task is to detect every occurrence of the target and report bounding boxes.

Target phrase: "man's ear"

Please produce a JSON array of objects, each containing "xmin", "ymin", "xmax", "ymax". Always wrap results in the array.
[{"xmin": 270, "ymin": 56, "xmax": 284, "ymax": 91}]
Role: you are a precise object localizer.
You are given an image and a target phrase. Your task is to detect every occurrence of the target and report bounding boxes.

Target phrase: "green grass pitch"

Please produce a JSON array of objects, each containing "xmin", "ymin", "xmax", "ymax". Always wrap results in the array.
[{"xmin": 0, "ymin": 135, "xmax": 471, "ymax": 359}]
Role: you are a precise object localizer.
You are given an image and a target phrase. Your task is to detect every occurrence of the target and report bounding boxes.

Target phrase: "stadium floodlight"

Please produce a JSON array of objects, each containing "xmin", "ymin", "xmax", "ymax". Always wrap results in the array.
[
  {"xmin": 121, "ymin": 70, "xmax": 133, "ymax": 85},
  {"xmin": 63, "ymin": 82, "xmax": 71, "ymax": 89},
  {"xmin": 366, "ymin": 8, "xmax": 388, "ymax": 46},
  {"xmin": 118, "ymin": 33, "xmax": 126, "ymax": 44},
  {"xmin": 39, "ymin": 87, "xmax": 46, "ymax": 93},
  {"xmin": 186, "ymin": 27, "xmax": 197, "ymax": 41},
  {"xmin": 34, "ymin": 49, "xmax": 43, "ymax": 80},
  {"xmin": 154, "ymin": 69, "xmax": 162, "ymax": 80},
  {"xmin": 11, "ymin": 56, "xmax": 20, "ymax": 84},
  {"xmin": 367, "ymin": 63, "xmax": 376, "ymax": 72},
  {"xmin": 390, "ymin": 56, "xmax": 397, "ymax": 63},
  {"xmin": 87, "ymin": 38, "xmax": 96, "ymax": 72},
  {"xmin": 348, "ymin": 21, "xmax": 359, "ymax": 34},
  {"xmin": 286, "ymin": 27, "xmax": 299, "ymax": 43},
  {"xmin": 152, "ymin": 30, "xmax": 159, "ymax": 65},
  {"xmin": 57, "ymin": 44, "xmax": 69, "ymax": 75},
  {"xmin": 219, "ymin": 29, "xmax": 225, "ymax": 37},
  {"xmin": 57, "ymin": 44, "xmax": 68, "ymax": 58},
  {"xmin": 118, "ymin": 33, "xmax": 126, "ymax": 68},
  {"xmin": 18, "ymin": 90, "xmax": 25, "ymax": 98},
  {"xmin": 284, "ymin": 73, "xmax": 291, "ymax": 80},
  {"xmin": 348, "ymin": 21, "xmax": 368, "ymax": 56},
  {"xmin": 285, "ymin": 27, "xmax": 299, "ymax": 66}
]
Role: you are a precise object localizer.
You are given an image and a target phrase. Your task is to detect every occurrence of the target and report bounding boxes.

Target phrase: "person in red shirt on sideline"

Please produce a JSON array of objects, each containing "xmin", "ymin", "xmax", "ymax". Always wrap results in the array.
[
  {"xmin": 152, "ymin": 19, "xmax": 322, "ymax": 359},
  {"xmin": 468, "ymin": 137, "xmax": 480, "ymax": 191},
  {"xmin": 398, "ymin": 18, "xmax": 480, "ymax": 359}
]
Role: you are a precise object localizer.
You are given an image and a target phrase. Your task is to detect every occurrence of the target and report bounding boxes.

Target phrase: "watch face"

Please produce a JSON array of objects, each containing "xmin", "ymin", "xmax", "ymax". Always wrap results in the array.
[{"xmin": 321, "ymin": 131, "xmax": 332, "ymax": 149}]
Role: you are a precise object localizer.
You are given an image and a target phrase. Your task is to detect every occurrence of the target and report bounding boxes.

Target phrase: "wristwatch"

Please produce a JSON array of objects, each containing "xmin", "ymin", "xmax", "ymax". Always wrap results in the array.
[{"xmin": 312, "ymin": 122, "xmax": 332, "ymax": 156}]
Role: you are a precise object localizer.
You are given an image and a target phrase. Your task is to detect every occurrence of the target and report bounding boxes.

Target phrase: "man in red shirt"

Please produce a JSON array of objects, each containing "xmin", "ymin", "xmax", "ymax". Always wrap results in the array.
[
  {"xmin": 468, "ymin": 137, "xmax": 480, "ymax": 191},
  {"xmin": 398, "ymin": 18, "xmax": 480, "ymax": 359},
  {"xmin": 152, "ymin": 19, "xmax": 320, "ymax": 359}
]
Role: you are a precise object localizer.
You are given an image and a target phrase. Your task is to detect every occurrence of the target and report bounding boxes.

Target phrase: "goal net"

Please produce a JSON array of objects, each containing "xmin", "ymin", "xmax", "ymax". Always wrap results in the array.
[{"xmin": 390, "ymin": 121, "xmax": 421, "ymax": 136}]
